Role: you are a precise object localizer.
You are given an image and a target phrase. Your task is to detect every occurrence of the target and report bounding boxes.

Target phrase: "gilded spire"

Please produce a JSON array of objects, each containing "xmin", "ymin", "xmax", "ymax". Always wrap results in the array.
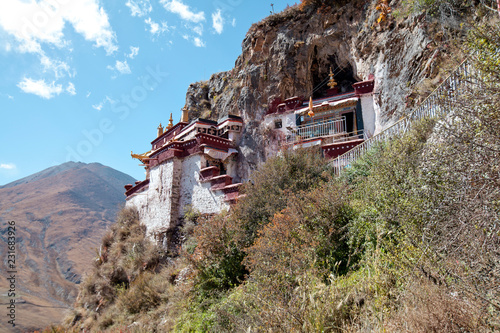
[
  {"xmin": 181, "ymin": 106, "xmax": 189, "ymax": 123},
  {"xmin": 327, "ymin": 67, "xmax": 337, "ymax": 89},
  {"xmin": 157, "ymin": 123, "xmax": 164, "ymax": 137},
  {"xmin": 308, "ymin": 96, "xmax": 314, "ymax": 118},
  {"xmin": 167, "ymin": 113, "xmax": 173, "ymax": 130}
]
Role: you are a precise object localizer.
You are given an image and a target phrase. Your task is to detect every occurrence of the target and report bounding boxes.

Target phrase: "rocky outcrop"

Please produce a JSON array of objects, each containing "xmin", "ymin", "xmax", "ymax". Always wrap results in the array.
[{"xmin": 184, "ymin": 0, "xmax": 450, "ymax": 179}]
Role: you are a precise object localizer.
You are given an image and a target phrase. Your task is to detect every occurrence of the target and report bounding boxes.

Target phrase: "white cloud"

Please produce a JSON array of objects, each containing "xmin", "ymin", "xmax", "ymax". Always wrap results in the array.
[
  {"xmin": 0, "ymin": 163, "xmax": 16, "ymax": 170},
  {"xmin": 86, "ymin": 91, "xmax": 91, "ymax": 98},
  {"xmin": 0, "ymin": 0, "xmax": 118, "ymax": 55},
  {"xmin": 92, "ymin": 102, "xmax": 103, "ymax": 111},
  {"xmin": 192, "ymin": 24, "xmax": 203, "ymax": 36},
  {"xmin": 193, "ymin": 37, "xmax": 205, "ymax": 47},
  {"xmin": 127, "ymin": 46, "xmax": 139, "ymax": 59},
  {"xmin": 40, "ymin": 54, "xmax": 72, "ymax": 79},
  {"xmin": 160, "ymin": 0, "xmax": 205, "ymax": 23},
  {"xmin": 212, "ymin": 9, "xmax": 223, "ymax": 34},
  {"xmin": 17, "ymin": 77, "xmax": 63, "ymax": 99},
  {"xmin": 182, "ymin": 34, "xmax": 205, "ymax": 47},
  {"xmin": 63, "ymin": 1, "xmax": 118, "ymax": 54},
  {"xmin": 92, "ymin": 96, "xmax": 114, "ymax": 111},
  {"xmin": 232, "ymin": 18, "xmax": 236, "ymax": 27},
  {"xmin": 145, "ymin": 17, "xmax": 169, "ymax": 35},
  {"xmin": 66, "ymin": 82, "xmax": 76, "ymax": 95},
  {"xmin": 115, "ymin": 60, "xmax": 131, "ymax": 74},
  {"xmin": 125, "ymin": 0, "xmax": 152, "ymax": 17},
  {"xmin": 1, "ymin": 93, "xmax": 15, "ymax": 100},
  {"xmin": 107, "ymin": 60, "xmax": 131, "ymax": 75}
]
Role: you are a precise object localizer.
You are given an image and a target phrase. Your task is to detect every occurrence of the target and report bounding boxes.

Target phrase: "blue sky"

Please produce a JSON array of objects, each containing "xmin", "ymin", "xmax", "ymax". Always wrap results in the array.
[{"xmin": 0, "ymin": 0, "xmax": 291, "ymax": 185}]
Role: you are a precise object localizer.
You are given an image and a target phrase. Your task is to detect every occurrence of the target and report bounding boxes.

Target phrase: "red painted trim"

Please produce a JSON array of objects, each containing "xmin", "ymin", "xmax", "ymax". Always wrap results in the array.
[
  {"xmin": 322, "ymin": 138, "xmax": 364, "ymax": 159},
  {"xmin": 151, "ymin": 122, "xmax": 188, "ymax": 146},
  {"xmin": 210, "ymin": 175, "xmax": 233, "ymax": 190},
  {"xmin": 221, "ymin": 183, "xmax": 242, "ymax": 193},
  {"xmin": 195, "ymin": 133, "xmax": 235, "ymax": 149},
  {"xmin": 217, "ymin": 118, "xmax": 244, "ymax": 127},
  {"xmin": 125, "ymin": 179, "xmax": 150, "ymax": 197},
  {"xmin": 200, "ymin": 166, "xmax": 220, "ymax": 181},
  {"xmin": 353, "ymin": 80, "xmax": 375, "ymax": 95}
]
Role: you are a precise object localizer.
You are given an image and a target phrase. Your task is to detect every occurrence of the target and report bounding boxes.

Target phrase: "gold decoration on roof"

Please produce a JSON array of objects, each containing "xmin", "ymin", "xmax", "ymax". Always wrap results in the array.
[
  {"xmin": 157, "ymin": 123, "xmax": 164, "ymax": 137},
  {"xmin": 327, "ymin": 67, "xmax": 337, "ymax": 89},
  {"xmin": 308, "ymin": 96, "xmax": 315, "ymax": 117},
  {"xmin": 131, "ymin": 150, "xmax": 151, "ymax": 163},
  {"xmin": 167, "ymin": 113, "xmax": 173, "ymax": 130}
]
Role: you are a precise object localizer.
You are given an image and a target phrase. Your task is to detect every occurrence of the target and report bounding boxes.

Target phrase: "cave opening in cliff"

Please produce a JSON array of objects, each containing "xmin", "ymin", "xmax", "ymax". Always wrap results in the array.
[{"xmin": 310, "ymin": 48, "xmax": 356, "ymax": 98}]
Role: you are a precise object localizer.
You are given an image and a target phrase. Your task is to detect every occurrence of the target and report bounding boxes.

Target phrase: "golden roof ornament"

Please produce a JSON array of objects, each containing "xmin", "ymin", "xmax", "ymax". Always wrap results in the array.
[
  {"xmin": 308, "ymin": 96, "xmax": 315, "ymax": 118},
  {"xmin": 131, "ymin": 150, "xmax": 151, "ymax": 163},
  {"xmin": 157, "ymin": 123, "xmax": 164, "ymax": 137},
  {"xmin": 167, "ymin": 113, "xmax": 173, "ymax": 130},
  {"xmin": 327, "ymin": 67, "xmax": 337, "ymax": 89}
]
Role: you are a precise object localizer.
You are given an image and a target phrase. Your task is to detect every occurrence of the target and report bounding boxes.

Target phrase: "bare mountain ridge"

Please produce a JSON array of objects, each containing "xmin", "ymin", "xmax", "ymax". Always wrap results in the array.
[{"xmin": 0, "ymin": 162, "xmax": 135, "ymax": 332}]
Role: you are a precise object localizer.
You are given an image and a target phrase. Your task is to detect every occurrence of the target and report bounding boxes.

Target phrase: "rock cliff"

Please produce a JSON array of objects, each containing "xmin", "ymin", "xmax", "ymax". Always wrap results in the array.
[{"xmin": 184, "ymin": 0, "xmax": 451, "ymax": 179}]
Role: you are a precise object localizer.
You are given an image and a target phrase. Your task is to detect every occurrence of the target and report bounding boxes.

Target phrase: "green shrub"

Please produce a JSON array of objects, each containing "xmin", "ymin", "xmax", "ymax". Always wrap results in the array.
[{"xmin": 232, "ymin": 147, "xmax": 332, "ymax": 247}]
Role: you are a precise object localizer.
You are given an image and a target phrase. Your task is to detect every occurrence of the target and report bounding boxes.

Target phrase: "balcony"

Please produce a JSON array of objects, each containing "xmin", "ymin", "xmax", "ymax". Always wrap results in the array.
[{"xmin": 287, "ymin": 117, "xmax": 347, "ymax": 143}]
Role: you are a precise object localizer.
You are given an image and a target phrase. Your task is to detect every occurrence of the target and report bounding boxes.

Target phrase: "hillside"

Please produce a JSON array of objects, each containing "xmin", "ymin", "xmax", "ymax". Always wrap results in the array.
[
  {"xmin": 0, "ymin": 162, "xmax": 135, "ymax": 332},
  {"xmin": 61, "ymin": 0, "xmax": 500, "ymax": 332}
]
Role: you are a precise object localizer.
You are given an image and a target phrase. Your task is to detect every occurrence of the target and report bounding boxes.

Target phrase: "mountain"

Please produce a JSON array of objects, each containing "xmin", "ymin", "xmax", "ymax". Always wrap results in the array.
[{"xmin": 0, "ymin": 162, "xmax": 136, "ymax": 332}]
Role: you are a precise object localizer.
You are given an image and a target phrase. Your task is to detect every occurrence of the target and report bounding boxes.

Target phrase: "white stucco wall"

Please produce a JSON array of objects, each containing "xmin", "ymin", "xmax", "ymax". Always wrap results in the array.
[
  {"xmin": 178, "ymin": 154, "xmax": 229, "ymax": 217},
  {"xmin": 360, "ymin": 93, "xmax": 376, "ymax": 138},
  {"xmin": 263, "ymin": 112, "xmax": 297, "ymax": 136},
  {"xmin": 126, "ymin": 159, "xmax": 181, "ymax": 235},
  {"xmin": 127, "ymin": 153, "xmax": 232, "ymax": 236},
  {"xmin": 125, "ymin": 189, "xmax": 149, "ymax": 223}
]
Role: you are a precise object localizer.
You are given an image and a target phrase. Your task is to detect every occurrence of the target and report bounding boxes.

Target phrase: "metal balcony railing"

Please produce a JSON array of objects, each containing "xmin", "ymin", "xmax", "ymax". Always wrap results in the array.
[{"xmin": 287, "ymin": 117, "xmax": 347, "ymax": 143}]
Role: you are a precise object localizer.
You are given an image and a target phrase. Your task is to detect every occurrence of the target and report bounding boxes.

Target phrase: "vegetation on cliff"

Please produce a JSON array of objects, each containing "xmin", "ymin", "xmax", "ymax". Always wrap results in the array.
[{"xmin": 53, "ymin": 4, "xmax": 500, "ymax": 332}]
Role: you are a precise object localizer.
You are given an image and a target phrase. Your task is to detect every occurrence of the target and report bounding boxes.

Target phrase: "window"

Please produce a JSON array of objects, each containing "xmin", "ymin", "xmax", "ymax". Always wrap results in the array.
[{"xmin": 275, "ymin": 119, "xmax": 282, "ymax": 129}]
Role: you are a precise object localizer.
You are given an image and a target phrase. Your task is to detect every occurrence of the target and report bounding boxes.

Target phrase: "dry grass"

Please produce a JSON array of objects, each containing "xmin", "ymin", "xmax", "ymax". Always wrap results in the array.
[{"xmin": 385, "ymin": 276, "xmax": 482, "ymax": 332}]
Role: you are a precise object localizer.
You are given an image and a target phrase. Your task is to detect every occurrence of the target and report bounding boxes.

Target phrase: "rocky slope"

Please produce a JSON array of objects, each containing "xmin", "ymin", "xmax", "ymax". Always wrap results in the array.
[
  {"xmin": 0, "ymin": 162, "xmax": 135, "ymax": 332},
  {"xmin": 183, "ymin": 0, "xmax": 453, "ymax": 179}
]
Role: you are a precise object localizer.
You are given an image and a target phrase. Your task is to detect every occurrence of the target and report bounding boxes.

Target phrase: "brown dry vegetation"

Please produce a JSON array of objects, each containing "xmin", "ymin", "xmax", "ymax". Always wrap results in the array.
[{"xmin": 59, "ymin": 10, "xmax": 500, "ymax": 333}]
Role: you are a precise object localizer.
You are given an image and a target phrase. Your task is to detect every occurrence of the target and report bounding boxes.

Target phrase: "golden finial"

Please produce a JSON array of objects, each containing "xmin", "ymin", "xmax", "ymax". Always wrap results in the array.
[
  {"xmin": 327, "ymin": 67, "xmax": 337, "ymax": 89},
  {"xmin": 167, "ymin": 113, "xmax": 173, "ymax": 130},
  {"xmin": 157, "ymin": 123, "xmax": 164, "ymax": 137},
  {"xmin": 181, "ymin": 106, "xmax": 189, "ymax": 123},
  {"xmin": 308, "ymin": 96, "xmax": 314, "ymax": 118}
]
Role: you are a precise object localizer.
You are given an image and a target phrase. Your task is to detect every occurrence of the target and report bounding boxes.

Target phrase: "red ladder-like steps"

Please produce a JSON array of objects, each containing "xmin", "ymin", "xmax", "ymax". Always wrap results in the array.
[{"xmin": 199, "ymin": 166, "xmax": 244, "ymax": 204}]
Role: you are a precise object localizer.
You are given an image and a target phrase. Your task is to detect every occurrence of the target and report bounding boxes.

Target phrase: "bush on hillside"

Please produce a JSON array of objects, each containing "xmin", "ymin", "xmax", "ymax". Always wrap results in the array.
[
  {"xmin": 66, "ymin": 207, "xmax": 171, "ymax": 332},
  {"xmin": 190, "ymin": 148, "xmax": 332, "ymax": 294},
  {"xmin": 232, "ymin": 147, "xmax": 332, "ymax": 247}
]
